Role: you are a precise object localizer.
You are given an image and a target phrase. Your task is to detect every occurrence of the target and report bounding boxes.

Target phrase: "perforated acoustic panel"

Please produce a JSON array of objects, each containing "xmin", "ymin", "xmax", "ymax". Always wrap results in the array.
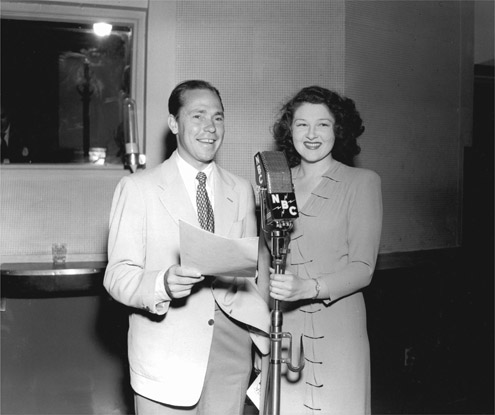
[
  {"xmin": 1, "ymin": 168, "xmax": 126, "ymax": 262},
  {"xmin": 175, "ymin": 1, "xmax": 345, "ymax": 187},
  {"xmin": 345, "ymin": 1, "xmax": 463, "ymax": 253}
]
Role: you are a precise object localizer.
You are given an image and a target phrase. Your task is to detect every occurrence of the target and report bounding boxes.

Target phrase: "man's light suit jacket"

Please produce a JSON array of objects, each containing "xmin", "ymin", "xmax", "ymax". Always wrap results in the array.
[{"xmin": 104, "ymin": 151, "xmax": 270, "ymax": 406}]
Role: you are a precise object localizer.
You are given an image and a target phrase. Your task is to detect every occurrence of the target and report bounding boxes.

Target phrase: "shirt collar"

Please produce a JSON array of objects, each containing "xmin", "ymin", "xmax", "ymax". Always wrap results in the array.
[{"xmin": 176, "ymin": 152, "xmax": 215, "ymax": 184}]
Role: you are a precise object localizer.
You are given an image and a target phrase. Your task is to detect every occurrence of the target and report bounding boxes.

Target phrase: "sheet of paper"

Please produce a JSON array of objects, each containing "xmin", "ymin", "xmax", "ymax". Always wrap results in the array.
[
  {"xmin": 246, "ymin": 372, "xmax": 262, "ymax": 410},
  {"xmin": 179, "ymin": 220, "xmax": 258, "ymax": 278}
]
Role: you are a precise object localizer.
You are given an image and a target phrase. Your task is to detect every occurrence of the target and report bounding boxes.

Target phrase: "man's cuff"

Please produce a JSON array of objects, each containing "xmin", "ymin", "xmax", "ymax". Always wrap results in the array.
[{"xmin": 155, "ymin": 269, "xmax": 171, "ymax": 302}]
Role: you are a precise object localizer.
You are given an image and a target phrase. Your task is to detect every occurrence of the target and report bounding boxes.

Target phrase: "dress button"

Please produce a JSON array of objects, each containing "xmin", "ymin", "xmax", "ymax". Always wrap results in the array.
[{"xmin": 208, "ymin": 319, "xmax": 214, "ymax": 326}]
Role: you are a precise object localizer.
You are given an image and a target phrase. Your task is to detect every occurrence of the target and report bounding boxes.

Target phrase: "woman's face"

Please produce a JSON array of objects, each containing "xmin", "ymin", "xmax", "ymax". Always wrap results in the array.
[{"xmin": 291, "ymin": 103, "xmax": 335, "ymax": 164}]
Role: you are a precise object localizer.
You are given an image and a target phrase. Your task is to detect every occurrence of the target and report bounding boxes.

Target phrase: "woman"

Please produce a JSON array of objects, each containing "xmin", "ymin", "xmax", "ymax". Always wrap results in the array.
[{"xmin": 260, "ymin": 86, "xmax": 382, "ymax": 414}]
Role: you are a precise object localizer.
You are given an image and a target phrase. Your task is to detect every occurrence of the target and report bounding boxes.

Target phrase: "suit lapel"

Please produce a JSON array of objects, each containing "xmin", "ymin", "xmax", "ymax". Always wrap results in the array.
[
  {"xmin": 213, "ymin": 165, "xmax": 237, "ymax": 237},
  {"xmin": 157, "ymin": 152, "xmax": 198, "ymax": 227},
  {"xmin": 156, "ymin": 153, "xmax": 239, "ymax": 235}
]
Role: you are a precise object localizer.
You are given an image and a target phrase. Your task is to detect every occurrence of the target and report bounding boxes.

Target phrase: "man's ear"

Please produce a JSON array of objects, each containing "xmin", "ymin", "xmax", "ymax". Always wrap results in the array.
[{"xmin": 168, "ymin": 114, "xmax": 178, "ymax": 134}]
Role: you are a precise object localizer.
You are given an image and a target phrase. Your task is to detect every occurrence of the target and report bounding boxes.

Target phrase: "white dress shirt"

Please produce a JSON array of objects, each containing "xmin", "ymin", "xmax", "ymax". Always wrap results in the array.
[
  {"xmin": 176, "ymin": 151, "xmax": 215, "ymax": 211},
  {"xmin": 155, "ymin": 153, "xmax": 216, "ymax": 301}
]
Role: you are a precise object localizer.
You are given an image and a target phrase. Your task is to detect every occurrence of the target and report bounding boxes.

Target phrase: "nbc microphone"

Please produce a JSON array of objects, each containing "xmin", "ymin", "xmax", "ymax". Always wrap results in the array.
[
  {"xmin": 254, "ymin": 152, "xmax": 304, "ymax": 415},
  {"xmin": 254, "ymin": 151, "xmax": 298, "ymax": 231}
]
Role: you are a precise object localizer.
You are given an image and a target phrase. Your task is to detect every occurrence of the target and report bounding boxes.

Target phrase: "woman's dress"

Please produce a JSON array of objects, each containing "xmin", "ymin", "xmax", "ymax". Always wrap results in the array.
[{"xmin": 277, "ymin": 161, "xmax": 382, "ymax": 415}]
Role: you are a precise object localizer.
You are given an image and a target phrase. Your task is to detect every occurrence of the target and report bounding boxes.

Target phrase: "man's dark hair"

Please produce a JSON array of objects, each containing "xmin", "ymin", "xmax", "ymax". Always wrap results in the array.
[{"xmin": 168, "ymin": 80, "xmax": 224, "ymax": 117}]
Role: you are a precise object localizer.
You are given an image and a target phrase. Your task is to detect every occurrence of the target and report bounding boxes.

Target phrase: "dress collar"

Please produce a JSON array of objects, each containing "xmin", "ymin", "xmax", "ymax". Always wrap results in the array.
[{"xmin": 320, "ymin": 160, "xmax": 345, "ymax": 182}]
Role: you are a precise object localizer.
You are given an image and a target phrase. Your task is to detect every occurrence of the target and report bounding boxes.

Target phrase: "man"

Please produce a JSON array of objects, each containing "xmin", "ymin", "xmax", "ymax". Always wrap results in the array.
[{"xmin": 104, "ymin": 80, "xmax": 270, "ymax": 414}]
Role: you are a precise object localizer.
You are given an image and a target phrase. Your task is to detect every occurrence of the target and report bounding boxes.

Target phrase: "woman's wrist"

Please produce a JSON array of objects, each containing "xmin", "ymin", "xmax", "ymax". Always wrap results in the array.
[{"xmin": 311, "ymin": 278, "xmax": 321, "ymax": 299}]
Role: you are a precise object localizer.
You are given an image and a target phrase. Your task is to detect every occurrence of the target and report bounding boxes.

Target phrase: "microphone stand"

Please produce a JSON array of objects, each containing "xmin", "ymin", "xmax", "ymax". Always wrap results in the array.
[{"xmin": 260, "ymin": 196, "xmax": 304, "ymax": 415}]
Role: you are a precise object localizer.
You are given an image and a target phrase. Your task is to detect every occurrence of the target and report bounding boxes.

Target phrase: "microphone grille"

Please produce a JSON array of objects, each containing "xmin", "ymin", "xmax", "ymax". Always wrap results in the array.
[{"xmin": 259, "ymin": 151, "xmax": 293, "ymax": 193}]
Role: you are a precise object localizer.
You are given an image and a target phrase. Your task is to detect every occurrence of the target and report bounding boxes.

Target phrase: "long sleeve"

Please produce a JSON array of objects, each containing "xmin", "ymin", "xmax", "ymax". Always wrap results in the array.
[
  {"xmin": 104, "ymin": 176, "xmax": 171, "ymax": 315},
  {"xmin": 319, "ymin": 170, "xmax": 382, "ymax": 302}
]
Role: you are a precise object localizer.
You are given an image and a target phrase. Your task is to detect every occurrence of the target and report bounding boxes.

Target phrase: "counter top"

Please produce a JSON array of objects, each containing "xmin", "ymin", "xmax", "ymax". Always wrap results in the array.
[{"xmin": 1, "ymin": 262, "xmax": 107, "ymax": 297}]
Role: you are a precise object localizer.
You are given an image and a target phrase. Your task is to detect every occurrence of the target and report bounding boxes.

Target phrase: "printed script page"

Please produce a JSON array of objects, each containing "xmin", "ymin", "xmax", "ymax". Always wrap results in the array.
[{"xmin": 179, "ymin": 220, "xmax": 258, "ymax": 278}]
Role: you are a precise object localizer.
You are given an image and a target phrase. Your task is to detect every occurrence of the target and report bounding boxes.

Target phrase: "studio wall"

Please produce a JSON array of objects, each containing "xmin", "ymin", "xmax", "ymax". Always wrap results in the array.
[{"xmin": 345, "ymin": 1, "xmax": 470, "ymax": 253}]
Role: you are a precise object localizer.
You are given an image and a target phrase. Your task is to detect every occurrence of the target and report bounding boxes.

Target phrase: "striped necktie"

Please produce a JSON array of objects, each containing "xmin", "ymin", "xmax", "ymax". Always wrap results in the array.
[{"xmin": 196, "ymin": 172, "xmax": 215, "ymax": 233}]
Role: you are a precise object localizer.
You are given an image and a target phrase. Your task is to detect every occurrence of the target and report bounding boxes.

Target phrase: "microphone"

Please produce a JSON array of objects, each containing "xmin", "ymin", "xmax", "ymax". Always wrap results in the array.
[
  {"xmin": 254, "ymin": 151, "xmax": 298, "ymax": 230},
  {"xmin": 254, "ymin": 152, "xmax": 305, "ymax": 415},
  {"xmin": 123, "ymin": 97, "xmax": 145, "ymax": 173}
]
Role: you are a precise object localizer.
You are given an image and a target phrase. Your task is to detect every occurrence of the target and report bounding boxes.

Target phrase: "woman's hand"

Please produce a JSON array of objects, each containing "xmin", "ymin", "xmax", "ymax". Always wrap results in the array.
[{"xmin": 269, "ymin": 269, "xmax": 316, "ymax": 302}]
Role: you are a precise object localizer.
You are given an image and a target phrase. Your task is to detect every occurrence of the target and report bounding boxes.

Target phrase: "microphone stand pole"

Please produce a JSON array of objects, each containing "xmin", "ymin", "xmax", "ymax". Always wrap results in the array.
[
  {"xmin": 264, "ymin": 227, "xmax": 304, "ymax": 415},
  {"xmin": 268, "ymin": 229, "xmax": 285, "ymax": 415},
  {"xmin": 254, "ymin": 151, "xmax": 303, "ymax": 415}
]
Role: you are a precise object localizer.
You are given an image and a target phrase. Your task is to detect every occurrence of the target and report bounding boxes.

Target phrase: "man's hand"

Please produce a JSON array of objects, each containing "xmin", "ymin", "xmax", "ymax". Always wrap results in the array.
[{"xmin": 164, "ymin": 265, "xmax": 204, "ymax": 299}]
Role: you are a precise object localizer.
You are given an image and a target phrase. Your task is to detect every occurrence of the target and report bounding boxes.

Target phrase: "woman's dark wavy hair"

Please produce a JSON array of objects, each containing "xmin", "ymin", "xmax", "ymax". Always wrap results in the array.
[{"xmin": 272, "ymin": 86, "xmax": 364, "ymax": 167}]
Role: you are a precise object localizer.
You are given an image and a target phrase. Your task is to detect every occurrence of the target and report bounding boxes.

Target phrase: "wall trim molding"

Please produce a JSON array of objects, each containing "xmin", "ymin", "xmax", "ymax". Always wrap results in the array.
[{"xmin": 376, "ymin": 247, "xmax": 462, "ymax": 270}]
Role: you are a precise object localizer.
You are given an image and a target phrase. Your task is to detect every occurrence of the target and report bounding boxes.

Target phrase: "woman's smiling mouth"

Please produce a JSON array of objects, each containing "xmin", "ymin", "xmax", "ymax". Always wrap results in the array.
[{"xmin": 304, "ymin": 142, "xmax": 322, "ymax": 149}]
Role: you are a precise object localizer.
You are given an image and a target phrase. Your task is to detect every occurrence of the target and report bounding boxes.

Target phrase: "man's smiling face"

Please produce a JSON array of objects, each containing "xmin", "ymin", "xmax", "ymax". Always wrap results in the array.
[{"xmin": 168, "ymin": 88, "xmax": 225, "ymax": 170}]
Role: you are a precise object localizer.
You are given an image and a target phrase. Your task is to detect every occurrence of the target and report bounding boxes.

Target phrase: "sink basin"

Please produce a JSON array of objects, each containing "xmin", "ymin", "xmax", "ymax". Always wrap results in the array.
[{"xmin": 1, "ymin": 262, "xmax": 107, "ymax": 297}]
